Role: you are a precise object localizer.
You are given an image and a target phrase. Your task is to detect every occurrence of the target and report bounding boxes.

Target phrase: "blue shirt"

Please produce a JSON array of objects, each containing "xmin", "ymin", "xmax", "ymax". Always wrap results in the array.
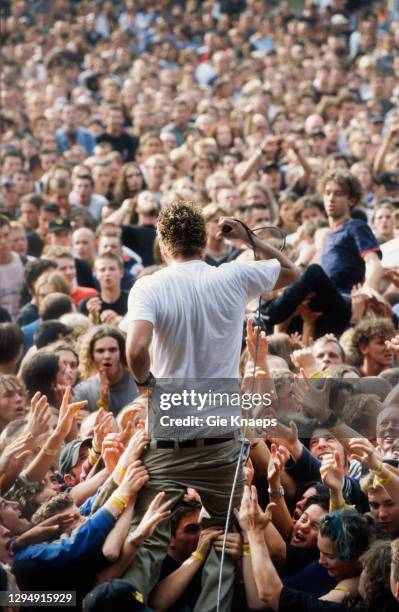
[
  {"xmin": 284, "ymin": 560, "xmax": 337, "ymax": 597},
  {"xmin": 321, "ymin": 219, "xmax": 380, "ymax": 295},
  {"xmin": 13, "ymin": 508, "xmax": 115, "ymax": 565}
]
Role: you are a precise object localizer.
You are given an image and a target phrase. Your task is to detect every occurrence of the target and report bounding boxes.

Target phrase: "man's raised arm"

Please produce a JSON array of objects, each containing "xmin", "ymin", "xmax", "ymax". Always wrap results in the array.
[{"xmin": 218, "ymin": 217, "xmax": 300, "ymax": 290}]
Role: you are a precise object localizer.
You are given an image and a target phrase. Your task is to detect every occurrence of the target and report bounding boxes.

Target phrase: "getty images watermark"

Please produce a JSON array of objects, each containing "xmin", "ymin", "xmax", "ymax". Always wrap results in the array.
[{"xmin": 147, "ymin": 379, "xmax": 277, "ymax": 439}]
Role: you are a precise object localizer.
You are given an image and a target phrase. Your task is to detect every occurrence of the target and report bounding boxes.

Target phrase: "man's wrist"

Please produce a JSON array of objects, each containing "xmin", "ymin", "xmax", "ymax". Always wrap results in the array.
[
  {"xmin": 134, "ymin": 372, "xmax": 155, "ymax": 387},
  {"xmin": 268, "ymin": 485, "xmax": 284, "ymax": 498}
]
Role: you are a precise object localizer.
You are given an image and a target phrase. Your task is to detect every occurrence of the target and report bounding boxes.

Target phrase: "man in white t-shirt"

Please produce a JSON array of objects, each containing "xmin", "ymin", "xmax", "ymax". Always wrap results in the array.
[
  {"xmin": 0, "ymin": 214, "xmax": 24, "ymax": 319},
  {"xmin": 120, "ymin": 201, "xmax": 298, "ymax": 611}
]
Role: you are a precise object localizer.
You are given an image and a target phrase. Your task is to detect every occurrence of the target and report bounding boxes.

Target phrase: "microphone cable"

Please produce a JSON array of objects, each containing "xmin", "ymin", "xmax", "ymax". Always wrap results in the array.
[{"xmin": 215, "ymin": 218, "xmax": 286, "ymax": 612}]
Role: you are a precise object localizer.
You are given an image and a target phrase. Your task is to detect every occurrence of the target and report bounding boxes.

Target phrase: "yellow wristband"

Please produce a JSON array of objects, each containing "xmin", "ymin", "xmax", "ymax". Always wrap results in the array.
[
  {"xmin": 110, "ymin": 497, "xmax": 127, "ymax": 511},
  {"xmin": 334, "ymin": 586, "xmax": 350, "ymax": 597},
  {"xmin": 375, "ymin": 471, "xmax": 393, "ymax": 487},
  {"xmin": 113, "ymin": 467, "xmax": 127, "ymax": 487},
  {"xmin": 242, "ymin": 543, "xmax": 251, "ymax": 556},
  {"xmin": 43, "ymin": 446, "xmax": 58, "ymax": 456},
  {"xmin": 191, "ymin": 551, "xmax": 205, "ymax": 562},
  {"xmin": 330, "ymin": 501, "xmax": 347, "ymax": 512},
  {"xmin": 370, "ymin": 462, "xmax": 384, "ymax": 475},
  {"xmin": 110, "ymin": 498, "xmax": 125, "ymax": 511}
]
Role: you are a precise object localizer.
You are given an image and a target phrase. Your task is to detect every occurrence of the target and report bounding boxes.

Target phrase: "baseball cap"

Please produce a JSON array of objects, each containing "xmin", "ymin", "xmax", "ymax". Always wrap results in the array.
[
  {"xmin": 59, "ymin": 438, "xmax": 92, "ymax": 476},
  {"xmin": 82, "ymin": 580, "xmax": 152, "ymax": 612},
  {"xmin": 375, "ymin": 172, "xmax": 399, "ymax": 190},
  {"xmin": 370, "ymin": 115, "xmax": 384, "ymax": 124},
  {"xmin": 49, "ymin": 217, "xmax": 72, "ymax": 233},
  {"xmin": 0, "ymin": 178, "xmax": 15, "ymax": 187}
]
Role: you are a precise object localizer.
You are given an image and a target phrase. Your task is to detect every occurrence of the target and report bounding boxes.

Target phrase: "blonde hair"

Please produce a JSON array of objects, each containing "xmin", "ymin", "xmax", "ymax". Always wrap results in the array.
[{"xmin": 35, "ymin": 271, "xmax": 70, "ymax": 296}]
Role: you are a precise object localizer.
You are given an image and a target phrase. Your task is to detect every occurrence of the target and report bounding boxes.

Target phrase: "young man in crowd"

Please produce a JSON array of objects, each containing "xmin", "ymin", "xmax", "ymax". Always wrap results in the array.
[
  {"xmin": 79, "ymin": 252, "xmax": 128, "ymax": 323},
  {"xmin": 260, "ymin": 170, "xmax": 383, "ymax": 336}
]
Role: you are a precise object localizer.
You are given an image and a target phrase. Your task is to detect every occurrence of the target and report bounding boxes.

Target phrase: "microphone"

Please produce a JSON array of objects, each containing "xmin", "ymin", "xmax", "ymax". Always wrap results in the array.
[{"xmin": 221, "ymin": 223, "xmax": 233, "ymax": 234}]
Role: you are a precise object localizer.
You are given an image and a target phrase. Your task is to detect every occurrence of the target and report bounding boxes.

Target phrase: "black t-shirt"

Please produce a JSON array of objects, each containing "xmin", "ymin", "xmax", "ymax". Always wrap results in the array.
[
  {"xmin": 78, "ymin": 290, "xmax": 129, "ymax": 316},
  {"xmin": 278, "ymin": 586, "xmax": 349, "ymax": 612},
  {"xmin": 122, "ymin": 224, "xmax": 157, "ymax": 267},
  {"xmin": 27, "ymin": 230, "xmax": 44, "ymax": 257},
  {"xmin": 75, "ymin": 258, "xmax": 97, "ymax": 289},
  {"xmin": 158, "ymin": 554, "xmax": 202, "ymax": 611},
  {"xmin": 281, "ymin": 544, "xmax": 320, "ymax": 578},
  {"xmin": 96, "ymin": 131, "xmax": 139, "ymax": 161}
]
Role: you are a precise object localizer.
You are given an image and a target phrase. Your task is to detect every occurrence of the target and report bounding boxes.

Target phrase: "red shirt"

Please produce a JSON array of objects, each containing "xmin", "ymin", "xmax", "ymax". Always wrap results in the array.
[{"xmin": 71, "ymin": 286, "xmax": 98, "ymax": 305}]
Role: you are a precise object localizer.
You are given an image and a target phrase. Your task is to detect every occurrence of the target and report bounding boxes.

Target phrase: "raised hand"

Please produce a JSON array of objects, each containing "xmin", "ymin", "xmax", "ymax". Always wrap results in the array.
[
  {"xmin": 0, "ymin": 434, "xmax": 33, "ymax": 475},
  {"xmin": 320, "ymin": 450, "xmax": 344, "ymax": 493},
  {"xmin": 93, "ymin": 409, "xmax": 117, "ymax": 452},
  {"xmin": 348, "ymin": 439, "xmax": 383, "ymax": 472},
  {"xmin": 292, "ymin": 370, "xmax": 331, "ymax": 422},
  {"xmin": 244, "ymin": 457, "xmax": 255, "ymax": 486},
  {"xmin": 116, "ymin": 460, "xmax": 149, "ymax": 500},
  {"xmin": 128, "ymin": 492, "xmax": 172, "ymax": 546},
  {"xmin": 235, "ymin": 485, "xmax": 275, "ymax": 534},
  {"xmin": 290, "ymin": 347, "xmax": 317, "ymax": 375},
  {"xmin": 25, "ymin": 392, "xmax": 52, "ymax": 439},
  {"xmin": 289, "ymin": 332, "xmax": 304, "ymax": 350},
  {"xmin": 246, "ymin": 318, "xmax": 268, "ymax": 368},
  {"xmin": 102, "ymin": 434, "xmax": 125, "ymax": 474},
  {"xmin": 350, "ymin": 284, "xmax": 367, "ymax": 324},
  {"xmin": 267, "ymin": 443, "xmax": 289, "ymax": 490},
  {"xmin": 270, "ymin": 420, "xmax": 301, "ymax": 459},
  {"xmin": 56, "ymin": 386, "xmax": 88, "ymax": 437},
  {"xmin": 297, "ymin": 301, "xmax": 323, "ymax": 324},
  {"xmin": 16, "ymin": 510, "xmax": 80, "ymax": 547}
]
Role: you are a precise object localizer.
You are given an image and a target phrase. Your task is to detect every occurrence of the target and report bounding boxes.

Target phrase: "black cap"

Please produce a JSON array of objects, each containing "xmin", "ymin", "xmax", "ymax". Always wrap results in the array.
[
  {"xmin": 370, "ymin": 115, "xmax": 384, "ymax": 124},
  {"xmin": 82, "ymin": 580, "xmax": 152, "ymax": 612},
  {"xmin": 375, "ymin": 172, "xmax": 399, "ymax": 190},
  {"xmin": 49, "ymin": 216, "xmax": 72, "ymax": 233},
  {"xmin": 59, "ymin": 438, "xmax": 92, "ymax": 476}
]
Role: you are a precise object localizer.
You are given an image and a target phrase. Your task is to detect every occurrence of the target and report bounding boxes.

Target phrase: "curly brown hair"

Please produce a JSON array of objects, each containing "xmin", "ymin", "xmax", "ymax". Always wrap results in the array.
[
  {"xmin": 31, "ymin": 492, "xmax": 74, "ymax": 525},
  {"xmin": 157, "ymin": 201, "xmax": 207, "ymax": 258},
  {"xmin": 352, "ymin": 540, "xmax": 397, "ymax": 612},
  {"xmin": 392, "ymin": 539, "xmax": 399, "ymax": 583},
  {"xmin": 351, "ymin": 318, "xmax": 395, "ymax": 351},
  {"xmin": 319, "ymin": 169, "xmax": 363, "ymax": 206}
]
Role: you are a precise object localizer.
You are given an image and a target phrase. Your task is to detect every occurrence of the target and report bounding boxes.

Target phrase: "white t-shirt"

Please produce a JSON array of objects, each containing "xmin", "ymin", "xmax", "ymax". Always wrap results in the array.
[
  {"xmin": 0, "ymin": 253, "xmax": 24, "ymax": 319},
  {"xmin": 122, "ymin": 258, "xmax": 280, "ymax": 379},
  {"xmin": 69, "ymin": 192, "xmax": 108, "ymax": 222}
]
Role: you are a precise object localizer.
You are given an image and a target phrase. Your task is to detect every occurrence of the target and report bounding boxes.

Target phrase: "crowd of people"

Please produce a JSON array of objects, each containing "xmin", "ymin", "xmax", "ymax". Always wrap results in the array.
[{"xmin": 1, "ymin": 0, "xmax": 399, "ymax": 610}]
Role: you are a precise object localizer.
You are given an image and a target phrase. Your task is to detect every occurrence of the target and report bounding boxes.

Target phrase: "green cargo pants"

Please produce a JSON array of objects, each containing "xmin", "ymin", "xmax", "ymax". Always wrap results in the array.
[{"xmin": 122, "ymin": 439, "xmax": 245, "ymax": 612}]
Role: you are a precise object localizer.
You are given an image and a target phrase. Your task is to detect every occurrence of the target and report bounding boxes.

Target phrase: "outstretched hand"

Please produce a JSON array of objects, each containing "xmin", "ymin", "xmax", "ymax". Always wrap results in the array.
[
  {"xmin": 292, "ymin": 370, "xmax": 332, "ymax": 422},
  {"xmin": 235, "ymin": 485, "xmax": 275, "ymax": 534},
  {"xmin": 128, "ymin": 492, "xmax": 172, "ymax": 546}
]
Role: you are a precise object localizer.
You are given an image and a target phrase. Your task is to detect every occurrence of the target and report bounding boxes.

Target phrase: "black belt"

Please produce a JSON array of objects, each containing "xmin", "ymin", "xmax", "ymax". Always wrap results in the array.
[{"xmin": 152, "ymin": 437, "xmax": 236, "ymax": 449}]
